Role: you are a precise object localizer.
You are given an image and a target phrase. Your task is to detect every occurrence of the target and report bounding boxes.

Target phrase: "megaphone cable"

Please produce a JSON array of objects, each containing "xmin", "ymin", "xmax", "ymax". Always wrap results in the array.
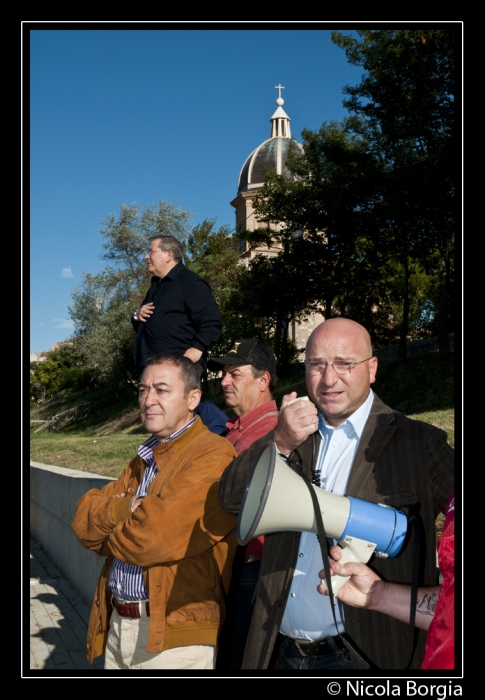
[{"xmin": 296, "ymin": 463, "xmax": 380, "ymax": 670}]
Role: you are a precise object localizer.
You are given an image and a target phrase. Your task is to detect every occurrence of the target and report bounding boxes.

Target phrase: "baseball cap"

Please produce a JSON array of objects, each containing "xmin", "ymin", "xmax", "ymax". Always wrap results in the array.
[{"xmin": 208, "ymin": 339, "xmax": 277, "ymax": 375}]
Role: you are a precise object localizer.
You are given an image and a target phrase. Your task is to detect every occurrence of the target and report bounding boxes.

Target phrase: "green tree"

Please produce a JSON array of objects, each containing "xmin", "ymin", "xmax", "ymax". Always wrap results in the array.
[
  {"xmin": 184, "ymin": 218, "xmax": 299, "ymax": 369},
  {"xmin": 185, "ymin": 218, "xmax": 246, "ymax": 363},
  {"xmin": 30, "ymin": 358, "xmax": 61, "ymax": 405},
  {"xmin": 251, "ymin": 122, "xmax": 384, "ymax": 326},
  {"xmin": 250, "ymin": 29, "xmax": 456, "ymax": 356},
  {"xmin": 332, "ymin": 28, "xmax": 456, "ymax": 355},
  {"xmin": 227, "ymin": 250, "xmax": 310, "ymax": 373},
  {"xmin": 185, "ymin": 218, "xmax": 240, "ymax": 315},
  {"xmin": 184, "ymin": 218, "xmax": 303, "ymax": 374},
  {"xmin": 29, "ymin": 343, "xmax": 90, "ymax": 406}
]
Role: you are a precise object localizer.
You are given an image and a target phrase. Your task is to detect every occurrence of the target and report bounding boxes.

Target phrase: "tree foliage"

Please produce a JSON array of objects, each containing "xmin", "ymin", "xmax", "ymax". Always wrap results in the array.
[
  {"xmin": 185, "ymin": 218, "xmax": 248, "ymax": 360},
  {"xmin": 223, "ymin": 241, "xmax": 319, "ymax": 370},
  {"xmin": 186, "ymin": 218, "xmax": 240, "ymax": 314},
  {"xmin": 30, "ymin": 343, "xmax": 91, "ymax": 406},
  {"xmin": 250, "ymin": 28, "xmax": 456, "ymax": 356},
  {"xmin": 334, "ymin": 29, "xmax": 456, "ymax": 354}
]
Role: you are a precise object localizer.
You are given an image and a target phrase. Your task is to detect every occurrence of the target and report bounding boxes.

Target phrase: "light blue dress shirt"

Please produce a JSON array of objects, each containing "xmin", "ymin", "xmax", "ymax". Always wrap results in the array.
[{"xmin": 279, "ymin": 390, "xmax": 374, "ymax": 641}]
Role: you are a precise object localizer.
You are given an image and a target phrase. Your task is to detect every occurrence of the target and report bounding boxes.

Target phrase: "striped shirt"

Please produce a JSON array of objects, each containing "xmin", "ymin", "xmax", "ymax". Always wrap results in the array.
[{"xmin": 108, "ymin": 416, "xmax": 196, "ymax": 601}]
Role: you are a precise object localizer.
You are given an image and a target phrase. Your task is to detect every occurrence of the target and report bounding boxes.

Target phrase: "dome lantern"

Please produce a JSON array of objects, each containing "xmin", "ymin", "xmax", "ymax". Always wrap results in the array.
[{"xmin": 236, "ymin": 86, "xmax": 301, "ymax": 196}]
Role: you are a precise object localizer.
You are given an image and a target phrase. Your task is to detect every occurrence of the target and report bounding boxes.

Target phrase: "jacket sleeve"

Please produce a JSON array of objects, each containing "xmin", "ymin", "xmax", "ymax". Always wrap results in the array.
[
  {"xmin": 425, "ymin": 426, "xmax": 454, "ymax": 515},
  {"xmin": 183, "ymin": 276, "xmax": 222, "ymax": 351},
  {"xmin": 218, "ymin": 430, "xmax": 276, "ymax": 515},
  {"xmin": 95, "ymin": 441, "xmax": 237, "ymax": 568},
  {"xmin": 196, "ymin": 401, "xmax": 229, "ymax": 436},
  {"xmin": 71, "ymin": 458, "xmax": 142, "ymax": 556}
]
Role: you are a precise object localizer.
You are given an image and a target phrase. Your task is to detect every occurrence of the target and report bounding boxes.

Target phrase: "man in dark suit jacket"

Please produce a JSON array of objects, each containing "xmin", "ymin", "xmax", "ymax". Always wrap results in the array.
[{"xmin": 218, "ymin": 318, "xmax": 454, "ymax": 670}]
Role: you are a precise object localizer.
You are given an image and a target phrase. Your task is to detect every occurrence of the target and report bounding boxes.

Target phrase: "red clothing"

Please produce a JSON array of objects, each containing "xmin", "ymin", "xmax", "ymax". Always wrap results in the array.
[
  {"xmin": 224, "ymin": 400, "xmax": 279, "ymax": 557},
  {"xmin": 421, "ymin": 493, "xmax": 455, "ymax": 669},
  {"xmin": 224, "ymin": 400, "xmax": 279, "ymax": 455}
]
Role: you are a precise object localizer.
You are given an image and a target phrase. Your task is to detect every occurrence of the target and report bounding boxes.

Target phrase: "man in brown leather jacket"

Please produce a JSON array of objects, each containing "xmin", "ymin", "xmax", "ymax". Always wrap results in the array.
[{"xmin": 72, "ymin": 354, "xmax": 237, "ymax": 670}]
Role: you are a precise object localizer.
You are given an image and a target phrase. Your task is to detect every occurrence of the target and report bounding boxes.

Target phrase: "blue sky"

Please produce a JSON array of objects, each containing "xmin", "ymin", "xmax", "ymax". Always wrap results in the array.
[{"xmin": 29, "ymin": 25, "xmax": 371, "ymax": 353}]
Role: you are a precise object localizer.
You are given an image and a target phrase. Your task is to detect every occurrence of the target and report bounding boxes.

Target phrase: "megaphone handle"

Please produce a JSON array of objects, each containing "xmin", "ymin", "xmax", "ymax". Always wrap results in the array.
[
  {"xmin": 286, "ymin": 396, "xmax": 310, "ymax": 406},
  {"xmin": 323, "ymin": 537, "xmax": 377, "ymax": 596}
]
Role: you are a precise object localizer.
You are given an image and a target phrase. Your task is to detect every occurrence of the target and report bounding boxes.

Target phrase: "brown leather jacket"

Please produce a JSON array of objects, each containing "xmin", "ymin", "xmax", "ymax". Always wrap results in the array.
[{"xmin": 72, "ymin": 417, "xmax": 238, "ymax": 662}]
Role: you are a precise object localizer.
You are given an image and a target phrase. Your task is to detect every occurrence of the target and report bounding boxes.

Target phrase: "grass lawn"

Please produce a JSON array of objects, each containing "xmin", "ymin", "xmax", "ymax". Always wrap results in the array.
[
  {"xmin": 30, "ymin": 431, "xmax": 151, "ymax": 478},
  {"xmin": 407, "ymin": 409, "xmax": 455, "ymax": 449}
]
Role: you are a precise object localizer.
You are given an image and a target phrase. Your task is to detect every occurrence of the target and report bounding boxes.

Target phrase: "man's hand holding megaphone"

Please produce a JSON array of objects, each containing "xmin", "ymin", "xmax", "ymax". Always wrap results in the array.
[
  {"xmin": 317, "ymin": 545, "xmax": 381, "ymax": 606},
  {"xmin": 274, "ymin": 392, "xmax": 319, "ymax": 456},
  {"xmin": 317, "ymin": 545, "xmax": 442, "ymax": 634}
]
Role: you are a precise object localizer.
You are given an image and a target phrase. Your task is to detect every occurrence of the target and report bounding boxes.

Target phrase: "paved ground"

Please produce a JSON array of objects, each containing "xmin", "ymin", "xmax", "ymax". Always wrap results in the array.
[{"xmin": 29, "ymin": 537, "xmax": 104, "ymax": 672}]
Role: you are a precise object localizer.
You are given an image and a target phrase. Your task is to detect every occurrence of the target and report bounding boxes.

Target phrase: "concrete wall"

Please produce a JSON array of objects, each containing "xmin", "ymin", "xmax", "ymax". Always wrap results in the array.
[{"xmin": 30, "ymin": 462, "xmax": 115, "ymax": 606}]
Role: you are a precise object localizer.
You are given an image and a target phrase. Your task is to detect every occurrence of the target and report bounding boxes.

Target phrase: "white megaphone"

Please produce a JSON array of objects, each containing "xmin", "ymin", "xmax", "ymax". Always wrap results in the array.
[{"xmin": 237, "ymin": 441, "xmax": 408, "ymax": 595}]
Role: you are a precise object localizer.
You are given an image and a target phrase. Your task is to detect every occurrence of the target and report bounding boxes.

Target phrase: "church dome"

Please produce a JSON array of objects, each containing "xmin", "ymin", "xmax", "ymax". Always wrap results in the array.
[{"xmin": 237, "ymin": 88, "xmax": 303, "ymax": 195}]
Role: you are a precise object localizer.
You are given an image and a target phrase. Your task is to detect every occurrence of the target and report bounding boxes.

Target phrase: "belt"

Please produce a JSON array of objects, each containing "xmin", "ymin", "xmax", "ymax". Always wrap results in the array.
[
  {"xmin": 243, "ymin": 553, "xmax": 262, "ymax": 565},
  {"xmin": 112, "ymin": 598, "xmax": 150, "ymax": 618},
  {"xmin": 289, "ymin": 635, "xmax": 346, "ymax": 657}
]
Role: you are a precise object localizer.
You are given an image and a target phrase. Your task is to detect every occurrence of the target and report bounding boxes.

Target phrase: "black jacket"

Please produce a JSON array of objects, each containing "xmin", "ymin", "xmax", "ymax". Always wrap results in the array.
[{"xmin": 132, "ymin": 263, "xmax": 222, "ymax": 369}]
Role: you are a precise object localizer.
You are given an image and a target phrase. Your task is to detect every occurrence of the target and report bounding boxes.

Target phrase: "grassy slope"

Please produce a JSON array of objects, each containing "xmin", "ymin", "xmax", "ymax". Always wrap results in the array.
[{"xmin": 30, "ymin": 351, "xmax": 454, "ymax": 478}]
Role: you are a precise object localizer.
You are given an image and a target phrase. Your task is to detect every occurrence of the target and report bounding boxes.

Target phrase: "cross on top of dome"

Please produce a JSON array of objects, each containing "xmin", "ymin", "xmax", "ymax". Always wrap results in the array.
[{"xmin": 275, "ymin": 83, "xmax": 285, "ymax": 106}]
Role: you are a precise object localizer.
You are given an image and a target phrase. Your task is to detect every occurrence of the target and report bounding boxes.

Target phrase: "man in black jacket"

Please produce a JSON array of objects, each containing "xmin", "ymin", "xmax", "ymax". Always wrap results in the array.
[
  {"xmin": 132, "ymin": 236, "xmax": 222, "ymax": 373},
  {"xmin": 218, "ymin": 318, "xmax": 454, "ymax": 670}
]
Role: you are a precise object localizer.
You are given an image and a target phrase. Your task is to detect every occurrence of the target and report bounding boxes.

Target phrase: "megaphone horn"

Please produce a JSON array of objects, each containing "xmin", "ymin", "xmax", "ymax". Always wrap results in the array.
[{"xmin": 237, "ymin": 441, "xmax": 408, "ymax": 594}]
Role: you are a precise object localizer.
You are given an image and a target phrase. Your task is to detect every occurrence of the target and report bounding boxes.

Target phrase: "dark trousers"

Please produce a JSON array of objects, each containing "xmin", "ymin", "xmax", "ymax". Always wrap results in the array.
[{"xmin": 217, "ymin": 558, "xmax": 261, "ymax": 670}]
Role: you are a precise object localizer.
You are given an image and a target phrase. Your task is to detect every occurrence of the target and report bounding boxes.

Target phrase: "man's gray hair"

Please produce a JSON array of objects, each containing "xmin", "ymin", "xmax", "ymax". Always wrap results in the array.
[
  {"xmin": 250, "ymin": 365, "xmax": 277, "ymax": 393},
  {"xmin": 150, "ymin": 236, "xmax": 183, "ymax": 262},
  {"xmin": 143, "ymin": 354, "xmax": 200, "ymax": 396}
]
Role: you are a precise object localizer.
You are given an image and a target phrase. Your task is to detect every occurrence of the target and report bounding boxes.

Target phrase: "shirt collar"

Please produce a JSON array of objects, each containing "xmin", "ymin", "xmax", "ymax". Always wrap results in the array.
[
  {"xmin": 138, "ymin": 435, "xmax": 159, "ymax": 462},
  {"xmin": 138, "ymin": 415, "xmax": 197, "ymax": 459},
  {"xmin": 318, "ymin": 389, "xmax": 374, "ymax": 438},
  {"xmin": 225, "ymin": 400, "xmax": 277, "ymax": 431},
  {"xmin": 160, "ymin": 415, "xmax": 197, "ymax": 443},
  {"xmin": 161, "ymin": 261, "xmax": 184, "ymax": 281}
]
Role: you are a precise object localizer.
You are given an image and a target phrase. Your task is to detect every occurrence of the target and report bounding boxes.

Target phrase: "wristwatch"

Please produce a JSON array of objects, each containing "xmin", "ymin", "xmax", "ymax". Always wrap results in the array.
[{"xmin": 133, "ymin": 310, "xmax": 139, "ymax": 321}]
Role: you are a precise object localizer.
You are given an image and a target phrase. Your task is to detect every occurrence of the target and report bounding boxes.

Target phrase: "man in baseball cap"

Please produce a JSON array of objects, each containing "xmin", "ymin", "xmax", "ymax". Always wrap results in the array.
[
  {"xmin": 209, "ymin": 339, "xmax": 277, "ymax": 432},
  {"xmin": 209, "ymin": 339, "xmax": 279, "ymax": 669}
]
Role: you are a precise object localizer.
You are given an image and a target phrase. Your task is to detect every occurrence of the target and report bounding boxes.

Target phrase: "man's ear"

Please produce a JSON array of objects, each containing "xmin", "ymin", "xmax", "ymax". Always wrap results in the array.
[
  {"xmin": 188, "ymin": 389, "xmax": 202, "ymax": 411},
  {"xmin": 369, "ymin": 356, "xmax": 378, "ymax": 385},
  {"xmin": 259, "ymin": 371, "xmax": 271, "ymax": 392}
]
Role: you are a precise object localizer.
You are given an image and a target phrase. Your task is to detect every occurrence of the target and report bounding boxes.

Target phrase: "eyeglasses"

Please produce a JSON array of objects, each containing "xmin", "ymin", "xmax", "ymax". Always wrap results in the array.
[
  {"xmin": 146, "ymin": 248, "xmax": 161, "ymax": 256},
  {"xmin": 304, "ymin": 357, "xmax": 373, "ymax": 376}
]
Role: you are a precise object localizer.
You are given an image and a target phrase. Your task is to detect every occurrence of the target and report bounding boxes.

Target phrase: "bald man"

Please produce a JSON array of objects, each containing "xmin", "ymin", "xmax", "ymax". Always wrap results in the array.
[{"xmin": 219, "ymin": 318, "xmax": 454, "ymax": 670}]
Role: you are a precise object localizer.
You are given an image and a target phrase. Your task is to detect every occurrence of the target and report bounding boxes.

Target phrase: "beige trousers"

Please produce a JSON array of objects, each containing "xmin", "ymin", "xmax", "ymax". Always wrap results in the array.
[{"xmin": 104, "ymin": 606, "xmax": 216, "ymax": 670}]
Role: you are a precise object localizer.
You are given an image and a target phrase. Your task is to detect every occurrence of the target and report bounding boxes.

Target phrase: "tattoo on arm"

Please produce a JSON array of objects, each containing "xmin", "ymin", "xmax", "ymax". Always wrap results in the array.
[{"xmin": 416, "ymin": 591, "xmax": 438, "ymax": 618}]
